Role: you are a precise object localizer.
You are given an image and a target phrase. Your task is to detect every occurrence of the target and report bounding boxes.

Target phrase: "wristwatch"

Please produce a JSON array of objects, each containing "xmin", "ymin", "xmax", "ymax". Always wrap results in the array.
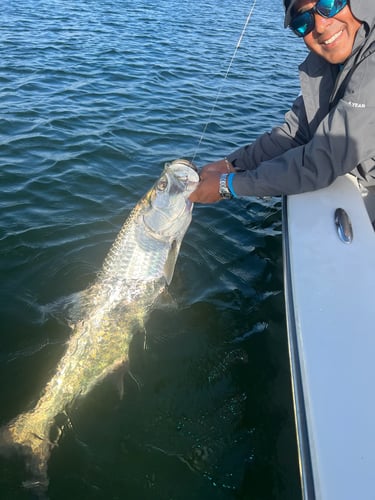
[{"xmin": 219, "ymin": 174, "xmax": 233, "ymax": 199}]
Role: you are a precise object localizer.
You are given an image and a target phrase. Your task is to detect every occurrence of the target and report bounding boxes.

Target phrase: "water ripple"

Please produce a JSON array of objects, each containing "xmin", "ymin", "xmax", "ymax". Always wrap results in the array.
[{"xmin": 0, "ymin": 1, "xmax": 305, "ymax": 498}]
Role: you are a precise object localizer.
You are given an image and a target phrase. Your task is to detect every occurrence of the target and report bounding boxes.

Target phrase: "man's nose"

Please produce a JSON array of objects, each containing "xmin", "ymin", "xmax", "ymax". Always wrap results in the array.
[{"xmin": 313, "ymin": 12, "xmax": 334, "ymax": 34}]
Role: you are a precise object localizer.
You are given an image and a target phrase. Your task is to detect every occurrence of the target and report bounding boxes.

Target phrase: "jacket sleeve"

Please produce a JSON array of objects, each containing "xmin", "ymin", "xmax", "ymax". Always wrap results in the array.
[
  {"xmin": 227, "ymin": 93, "xmax": 310, "ymax": 171},
  {"xmin": 226, "ymin": 52, "xmax": 375, "ymax": 198}
]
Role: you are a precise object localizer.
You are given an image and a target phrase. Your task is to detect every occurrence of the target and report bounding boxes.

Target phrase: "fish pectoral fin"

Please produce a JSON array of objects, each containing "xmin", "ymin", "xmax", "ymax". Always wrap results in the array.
[
  {"xmin": 110, "ymin": 363, "xmax": 143, "ymax": 399},
  {"xmin": 154, "ymin": 289, "xmax": 177, "ymax": 310},
  {"xmin": 127, "ymin": 369, "xmax": 143, "ymax": 392},
  {"xmin": 65, "ymin": 287, "xmax": 96, "ymax": 324},
  {"xmin": 164, "ymin": 239, "xmax": 181, "ymax": 285},
  {"xmin": 112, "ymin": 364, "xmax": 128, "ymax": 400}
]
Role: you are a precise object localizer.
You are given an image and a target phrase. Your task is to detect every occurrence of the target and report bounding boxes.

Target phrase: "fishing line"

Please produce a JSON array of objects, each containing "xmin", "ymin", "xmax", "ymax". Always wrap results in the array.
[{"xmin": 192, "ymin": 0, "xmax": 257, "ymax": 163}]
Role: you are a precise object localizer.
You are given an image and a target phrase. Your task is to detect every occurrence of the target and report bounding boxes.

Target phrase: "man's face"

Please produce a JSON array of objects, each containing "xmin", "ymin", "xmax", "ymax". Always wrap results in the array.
[{"xmin": 294, "ymin": 0, "xmax": 362, "ymax": 64}]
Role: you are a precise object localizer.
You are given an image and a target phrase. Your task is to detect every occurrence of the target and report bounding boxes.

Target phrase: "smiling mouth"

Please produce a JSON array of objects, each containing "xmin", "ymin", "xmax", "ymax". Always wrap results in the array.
[{"xmin": 323, "ymin": 30, "xmax": 343, "ymax": 45}]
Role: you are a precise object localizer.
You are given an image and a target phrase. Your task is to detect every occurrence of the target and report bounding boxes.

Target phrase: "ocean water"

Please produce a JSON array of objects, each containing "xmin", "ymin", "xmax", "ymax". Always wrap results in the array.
[{"xmin": 0, "ymin": 1, "xmax": 308, "ymax": 498}]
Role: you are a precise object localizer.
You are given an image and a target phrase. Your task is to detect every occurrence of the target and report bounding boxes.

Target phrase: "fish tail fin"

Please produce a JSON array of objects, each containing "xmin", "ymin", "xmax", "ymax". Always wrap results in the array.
[{"xmin": 0, "ymin": 409, "xmax": 53, "ymax": 494}]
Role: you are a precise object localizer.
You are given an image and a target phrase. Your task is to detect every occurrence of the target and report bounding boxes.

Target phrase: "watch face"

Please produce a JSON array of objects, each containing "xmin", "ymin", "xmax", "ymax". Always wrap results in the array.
[
  {"xmin": 219, "ymin": 174, "xmax": 232, "ymax": 199},
  {"xmin": 220, "ymin": 189, "xmax": 232, "ymax": 199},
  {"xmin": 219, "ymin": 190, "xmax": 230, "ymax": 198}
]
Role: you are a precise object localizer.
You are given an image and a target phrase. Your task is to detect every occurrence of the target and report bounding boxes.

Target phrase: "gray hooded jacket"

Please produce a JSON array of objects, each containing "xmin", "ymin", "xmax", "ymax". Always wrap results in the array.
[{"xmin": 227, "ymin": 0, "xmax": 375, "ymax": 197}]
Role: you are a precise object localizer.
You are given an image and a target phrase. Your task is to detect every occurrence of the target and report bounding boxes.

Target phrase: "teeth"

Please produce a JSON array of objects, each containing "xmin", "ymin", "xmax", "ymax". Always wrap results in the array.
[{"xmin": 324, "ymin": 30, "xmax": 343, "ymax": 45}]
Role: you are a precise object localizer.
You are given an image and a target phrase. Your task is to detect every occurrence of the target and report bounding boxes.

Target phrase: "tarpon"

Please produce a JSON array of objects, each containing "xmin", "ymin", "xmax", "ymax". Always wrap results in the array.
[{"xmin": 0, "ymin": 159, "xmax": 199, "ymax": 493}]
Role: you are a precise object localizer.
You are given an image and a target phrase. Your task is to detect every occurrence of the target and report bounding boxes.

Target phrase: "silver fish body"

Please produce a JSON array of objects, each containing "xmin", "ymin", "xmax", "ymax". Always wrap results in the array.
[{"xmin": 0, "ymin": 159, "xmax": 199, "ymax": 492}]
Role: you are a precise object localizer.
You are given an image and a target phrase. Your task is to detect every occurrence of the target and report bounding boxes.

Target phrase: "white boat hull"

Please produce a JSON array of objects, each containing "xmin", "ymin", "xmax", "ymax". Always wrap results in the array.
[{"xmin": 283, "ymin": 175, "xmax": 375, "ymax": 500}]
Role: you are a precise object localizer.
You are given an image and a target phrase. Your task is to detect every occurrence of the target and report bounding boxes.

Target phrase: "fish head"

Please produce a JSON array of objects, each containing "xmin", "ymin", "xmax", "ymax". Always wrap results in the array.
[{"xmin": 143, "ymin": 159, "xmax": 199, "ymax": 242}]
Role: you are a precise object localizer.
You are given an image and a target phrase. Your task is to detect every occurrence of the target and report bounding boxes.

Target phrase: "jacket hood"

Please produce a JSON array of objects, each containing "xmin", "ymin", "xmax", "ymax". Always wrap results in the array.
[
  {"xmin": 284, "ymin": 0, "xmax": 375, "ymax": 30},
  {"xmin": 350, "ymin": 0, "xmax": 375, "ymax": 31},
  {"xmin": 283, "ymin": 0, "xmax": 297, "ymax": 28}
]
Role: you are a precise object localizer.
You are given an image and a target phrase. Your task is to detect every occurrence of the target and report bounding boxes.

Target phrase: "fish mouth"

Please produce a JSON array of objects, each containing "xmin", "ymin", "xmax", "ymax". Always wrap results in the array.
[
  {"xmin": 166, "ymin": 158, "xmax": 198, "ymax": 173},
  {"xmin": 165, "ymin": 159, "xmax": 200, "ymax": 188}
]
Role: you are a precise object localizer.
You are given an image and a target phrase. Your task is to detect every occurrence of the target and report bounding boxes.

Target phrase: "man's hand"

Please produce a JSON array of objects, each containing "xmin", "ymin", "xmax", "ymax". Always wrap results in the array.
[{"xmin": 189, "ymin": 159, "xmax": 235, "ymax": 203}]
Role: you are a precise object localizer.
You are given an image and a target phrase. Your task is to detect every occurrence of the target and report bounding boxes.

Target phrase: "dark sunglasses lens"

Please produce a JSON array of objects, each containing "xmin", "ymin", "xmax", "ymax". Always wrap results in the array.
[
  {"xmin": 317, "ymin": 0, "xmax": 347, "ymax": 17},
  {"xmin": 290, "ymin": 11, "xmax": 314, "ymax": 37}
]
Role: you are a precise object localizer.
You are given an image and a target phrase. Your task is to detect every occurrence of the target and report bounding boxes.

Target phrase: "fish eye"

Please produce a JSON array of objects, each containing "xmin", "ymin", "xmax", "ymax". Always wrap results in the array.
[{"xmin": 157, "ymin": 176, "xmax": 168, "ymax": 192}]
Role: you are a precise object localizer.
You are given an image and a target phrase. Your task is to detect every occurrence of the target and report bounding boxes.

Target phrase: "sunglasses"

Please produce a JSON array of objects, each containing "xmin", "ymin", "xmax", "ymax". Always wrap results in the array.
[{"xmin": 289, "ymin": 0, "xmax": 348, "ymax": 37}]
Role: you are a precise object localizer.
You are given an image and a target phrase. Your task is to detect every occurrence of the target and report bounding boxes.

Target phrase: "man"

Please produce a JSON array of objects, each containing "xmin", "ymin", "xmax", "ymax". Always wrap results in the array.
[{"xmin": 189, "ymin": 0, "xmax": 374, "ymax": 203}]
